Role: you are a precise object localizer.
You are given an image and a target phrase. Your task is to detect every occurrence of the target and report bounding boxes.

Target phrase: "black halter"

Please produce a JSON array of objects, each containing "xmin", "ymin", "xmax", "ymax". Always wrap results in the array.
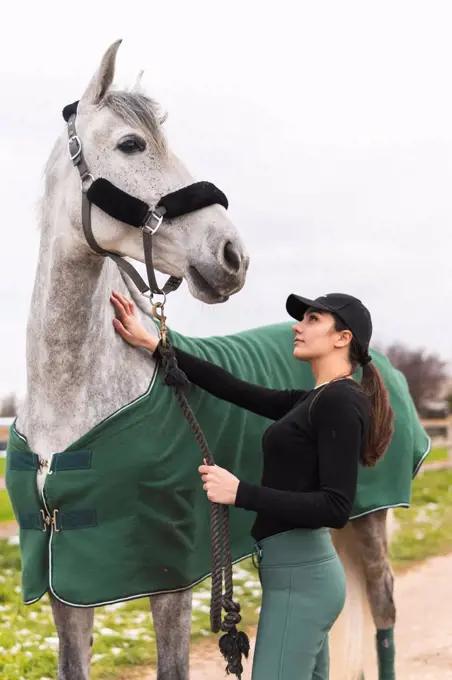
[{"xmin": 63, "ymin": 100, "xmax": 228, "ymax": 298}]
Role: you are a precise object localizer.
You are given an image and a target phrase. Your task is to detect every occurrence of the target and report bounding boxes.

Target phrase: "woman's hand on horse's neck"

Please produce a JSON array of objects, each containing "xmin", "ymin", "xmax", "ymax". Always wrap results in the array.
[{"xmin": 111, "ymin": 290, "xmax": 159, "ymax": 353}]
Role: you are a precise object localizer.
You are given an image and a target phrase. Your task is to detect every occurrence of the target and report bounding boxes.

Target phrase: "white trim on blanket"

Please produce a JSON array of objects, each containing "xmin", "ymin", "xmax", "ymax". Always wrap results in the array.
[
  {"xmin": 13, "ymin": 427, "xmax": 27, "ymax": 443},
  {"xmin": 11, "ymin": 353, "xmax": 160, "ymax": 448},
  {"xmin": 349, "ymin": 435, "xmax": 432, "ymax": 520},
  {"xmin": 23, "ymin": 595, "xmax": 43, "ymax": 605},
  {"xmin": 412, "ymin": 435, "xmax": 432, "ymax": 478},
  {"xmin": 349, "ymin": 502, "xmax": 410, "ymax": 520},
  {"xmin": 32, "ymin": 530, "xmax": 253, "ymax": 609}
]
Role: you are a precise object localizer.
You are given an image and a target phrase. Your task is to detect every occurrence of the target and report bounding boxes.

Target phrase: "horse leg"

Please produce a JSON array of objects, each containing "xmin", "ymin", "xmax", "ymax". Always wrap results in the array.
[
  {"xmin": 150, "ymin": 588, "xmax": 193, "ymax": 680},
  {"xmin": 329, "ymin": 523, "xmax": 373, "ymax": 680},
  {"xmin": 50, "ymin": 594, "xmax": 95, "ymax": 680},
  {"xmin": 352, "ymin": 510, "xmax": 396, "ymax": 680}
]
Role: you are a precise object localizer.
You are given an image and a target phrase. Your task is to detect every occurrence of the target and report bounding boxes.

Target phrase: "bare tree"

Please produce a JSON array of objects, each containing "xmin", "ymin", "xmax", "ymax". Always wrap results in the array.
[
  {"xmin": 385, "ymin": 344, "xmax": 448, "ymax": 411},
  {"xmin": 0, "ymin": 392, "xmax": 17, "ymax": 417}
]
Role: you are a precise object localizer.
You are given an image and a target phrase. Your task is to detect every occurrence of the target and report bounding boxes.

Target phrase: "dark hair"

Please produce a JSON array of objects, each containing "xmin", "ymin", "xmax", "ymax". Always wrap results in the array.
[{"xmin": 333, "ymin": 314, "xmax": 394, "ymax": 467}]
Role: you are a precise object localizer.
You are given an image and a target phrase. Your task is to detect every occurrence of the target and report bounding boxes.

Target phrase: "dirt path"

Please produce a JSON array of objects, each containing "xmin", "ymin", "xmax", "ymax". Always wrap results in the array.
[
  {"xmin": 142, "ymin": 552, "xmax": 452, "ymax": 680},
  {"xmin": 0, "ymin": 520, "xmax": 18, "ymax": 538}
]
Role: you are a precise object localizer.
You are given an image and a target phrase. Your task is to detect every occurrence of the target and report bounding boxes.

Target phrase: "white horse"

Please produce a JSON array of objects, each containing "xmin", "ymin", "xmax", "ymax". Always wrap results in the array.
[
  {"xmin": 17, "ymin": 39, "xmax": 248, "ymax": 680},
  {"xmin": 14, "ymin": 40, "xmax": 417, "ymax": 680}
]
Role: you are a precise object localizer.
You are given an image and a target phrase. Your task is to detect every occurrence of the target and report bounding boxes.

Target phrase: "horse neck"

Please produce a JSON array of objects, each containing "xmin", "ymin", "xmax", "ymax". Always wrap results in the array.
[{"xmin": 18, "ymin": 186, "xmax": 159, "ymax": 459}]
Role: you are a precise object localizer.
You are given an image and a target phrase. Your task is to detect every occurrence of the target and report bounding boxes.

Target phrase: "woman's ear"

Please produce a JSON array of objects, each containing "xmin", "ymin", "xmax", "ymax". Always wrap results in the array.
[{"xmin": 335, "ymin": 329, "xmax": 353, "ymax": 348}]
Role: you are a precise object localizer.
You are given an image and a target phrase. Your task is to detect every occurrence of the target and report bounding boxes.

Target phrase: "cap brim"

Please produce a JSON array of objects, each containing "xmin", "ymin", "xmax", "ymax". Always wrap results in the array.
[{"xmin": 285, "ymin": 294, "xmax": 332, "ymax": 321}]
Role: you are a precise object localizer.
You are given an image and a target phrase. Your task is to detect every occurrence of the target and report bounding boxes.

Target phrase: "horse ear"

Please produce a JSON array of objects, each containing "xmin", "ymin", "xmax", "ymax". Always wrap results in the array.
[
  {"xmin": 132, "ymin": 70, "xmax": 145, "ymax": 93},
  {"xmin": 78, "ymin": 39, "xmax": 122, "ymax": 109}
]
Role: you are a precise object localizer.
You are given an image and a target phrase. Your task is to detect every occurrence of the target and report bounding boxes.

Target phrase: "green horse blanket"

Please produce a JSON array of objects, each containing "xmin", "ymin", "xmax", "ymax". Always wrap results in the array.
[{"xmin": 6, "ymin": 322, "xmax": 430, "ymax": 607}]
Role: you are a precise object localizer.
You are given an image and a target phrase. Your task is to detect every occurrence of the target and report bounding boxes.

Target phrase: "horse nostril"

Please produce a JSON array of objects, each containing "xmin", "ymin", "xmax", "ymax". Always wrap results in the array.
[{"xmin": 223, "ymin": 241, "xmax": 242, "ymax": 273}]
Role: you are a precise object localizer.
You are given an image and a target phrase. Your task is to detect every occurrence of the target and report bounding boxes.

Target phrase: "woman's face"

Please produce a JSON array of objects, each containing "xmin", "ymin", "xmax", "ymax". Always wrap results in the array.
[{"xmin": 292, "ymin": 308, "xmax": 352, "ymax": 362}]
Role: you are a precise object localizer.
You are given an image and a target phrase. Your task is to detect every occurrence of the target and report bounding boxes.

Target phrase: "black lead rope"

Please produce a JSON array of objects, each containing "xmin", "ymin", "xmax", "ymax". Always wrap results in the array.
[{"xmin": 154, "ymin": 306, "xmax": 249, "ymax": 678}]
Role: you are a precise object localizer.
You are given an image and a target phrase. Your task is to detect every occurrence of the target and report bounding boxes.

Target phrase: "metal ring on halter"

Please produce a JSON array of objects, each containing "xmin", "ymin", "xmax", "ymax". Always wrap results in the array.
[
  {"xmin": 80, "ymin": 173, "xmax": 94, "ymax": 192},
  {"xmin": 142, "ymin": 210, "xmax": 164, "ymax": 235},
  {"xmin": 148, "ymin": 291, "xmax": 167, "ymax": 306}
]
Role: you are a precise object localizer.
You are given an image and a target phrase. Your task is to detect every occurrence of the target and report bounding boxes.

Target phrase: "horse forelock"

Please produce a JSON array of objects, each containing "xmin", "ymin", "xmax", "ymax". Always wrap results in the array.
[{"xmin": 101, "ymin": 90, "xmax": 168, "ymax": 156}]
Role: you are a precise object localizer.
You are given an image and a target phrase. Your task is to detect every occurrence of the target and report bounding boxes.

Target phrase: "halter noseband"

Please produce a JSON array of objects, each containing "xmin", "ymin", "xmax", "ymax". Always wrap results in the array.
[{"xmin": 63, "ymin": 100, "xmax": 229, "ymax": 299}]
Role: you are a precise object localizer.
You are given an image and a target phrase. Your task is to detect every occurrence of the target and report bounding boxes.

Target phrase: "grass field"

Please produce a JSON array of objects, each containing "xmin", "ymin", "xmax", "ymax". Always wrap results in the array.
[
  {"xmin": 391, "ymin": 466, "xmax": 452, "ymax": 568},
  {"xmin": 0, "ymin": 540, "xmax": 261, "ymax": 680},
  {"xmin": 427, "ymin": 445, "xmax": 448, "ymax": 462},
  {"xmin": 0, "ymin": 489, "xmax": 14, "ymax": 523},
  {"xmin": 0, "ymin": 449, "xmax": 452, "ymax": 679}
]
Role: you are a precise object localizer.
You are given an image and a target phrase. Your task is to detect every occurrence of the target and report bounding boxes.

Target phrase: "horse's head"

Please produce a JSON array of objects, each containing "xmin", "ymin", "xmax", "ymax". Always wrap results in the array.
[{"xmin": 61, "ymin": 40, "xmax": 249, "ymax": 303}]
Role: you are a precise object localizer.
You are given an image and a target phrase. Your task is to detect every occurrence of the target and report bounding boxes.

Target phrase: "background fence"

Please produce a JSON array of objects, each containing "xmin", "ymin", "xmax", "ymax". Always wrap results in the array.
[{"xmin": 1, "ymin": 416, "xmax": 452, "ymax": 462}]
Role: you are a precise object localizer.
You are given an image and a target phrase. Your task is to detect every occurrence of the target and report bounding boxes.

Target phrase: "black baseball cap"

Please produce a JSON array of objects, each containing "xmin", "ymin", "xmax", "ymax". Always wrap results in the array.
[{"xmin": 286, "ymin": 292, "xmax": 372, "ymax": 351}]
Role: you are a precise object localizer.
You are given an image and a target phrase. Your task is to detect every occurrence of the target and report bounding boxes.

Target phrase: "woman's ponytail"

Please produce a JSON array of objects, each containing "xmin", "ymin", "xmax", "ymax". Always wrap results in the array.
[
  {"xmin": 333, "ymin": 315, "xmax": 394, "ymax": 467},
  {"xmin": 359, "ymin": 360, "xmax": 394, "ymax": 467}
]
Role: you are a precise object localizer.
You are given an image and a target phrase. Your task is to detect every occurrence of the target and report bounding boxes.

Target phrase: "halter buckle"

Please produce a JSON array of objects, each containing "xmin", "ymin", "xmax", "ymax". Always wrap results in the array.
[
  {"xmin": 143, "ymin": 210, "xmax": 164, "ymax": 235},
  {"xmin": 68, "ymin": 135, "xmax": 82, "ymax": 162},
  {"xmin": 80, "ymin": 173, "xmax": 94, "ymax": 193}
]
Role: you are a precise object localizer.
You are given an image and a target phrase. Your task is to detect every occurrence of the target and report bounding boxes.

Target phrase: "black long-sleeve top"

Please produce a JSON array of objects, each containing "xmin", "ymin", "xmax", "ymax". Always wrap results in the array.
[{"xmin": 156, "ymin": 345, "xmax": 370, "ymax": 542}]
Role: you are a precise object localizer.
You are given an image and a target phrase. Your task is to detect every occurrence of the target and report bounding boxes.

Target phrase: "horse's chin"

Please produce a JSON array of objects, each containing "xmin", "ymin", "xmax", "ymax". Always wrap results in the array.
[
  {"xmin": 186, "ymin": 267, "xmax": 231, "ymax": 304},
  {"xmin": 194, "ymin": 290, "xmax": 230, "ymax": 304},
  {"xmin": 190, "ymin": 284, "xmax": 230, "ymax": 305}
]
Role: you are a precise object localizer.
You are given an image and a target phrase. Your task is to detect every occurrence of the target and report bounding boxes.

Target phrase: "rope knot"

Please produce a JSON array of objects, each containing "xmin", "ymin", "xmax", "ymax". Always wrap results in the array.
[
  {"xmin": 158, "ymin": 340, "xmax": 190, "ymax": 388},
  {"xmin": 221, "ymin": 597, "xmax": 242, "ymax": 630},
  {"xmin": 221, "ymin": 611, "xmax": 242, "ymax": 632},
  {"xmin": 222, "ymin": 597, "xmax": 241, "ymax": 613}
]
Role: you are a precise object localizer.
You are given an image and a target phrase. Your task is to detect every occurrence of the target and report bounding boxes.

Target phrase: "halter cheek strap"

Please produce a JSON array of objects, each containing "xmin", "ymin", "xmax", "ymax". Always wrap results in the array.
[{"xmin": 64, "ymin": 100, "xmax": 228, "ymax": 298}]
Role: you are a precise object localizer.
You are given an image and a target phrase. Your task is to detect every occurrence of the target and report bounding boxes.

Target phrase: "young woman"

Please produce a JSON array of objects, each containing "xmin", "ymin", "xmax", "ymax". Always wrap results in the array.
[{"xmin": 110, "ymin": 290, "xmax": 394, "ymax": 680}]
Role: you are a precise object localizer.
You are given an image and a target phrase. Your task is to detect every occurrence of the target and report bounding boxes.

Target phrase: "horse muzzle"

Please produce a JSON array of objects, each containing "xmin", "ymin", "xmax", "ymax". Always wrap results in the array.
[{"xmin": 186, "ymin": 238, "xmax": 249, "ymax": 303}]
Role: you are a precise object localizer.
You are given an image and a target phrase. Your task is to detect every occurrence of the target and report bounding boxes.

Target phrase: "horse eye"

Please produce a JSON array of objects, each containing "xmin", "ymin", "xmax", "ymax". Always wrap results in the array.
[{"xmin": 117, "ymin": 136, "xmax": 146, "ymax": 154}]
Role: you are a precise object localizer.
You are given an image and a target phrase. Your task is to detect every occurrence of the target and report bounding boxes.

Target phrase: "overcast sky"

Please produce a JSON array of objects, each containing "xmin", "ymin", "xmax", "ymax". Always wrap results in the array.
[{"xmin": 1, "ymin": 0, "xmax": 452, "ymax": 397}]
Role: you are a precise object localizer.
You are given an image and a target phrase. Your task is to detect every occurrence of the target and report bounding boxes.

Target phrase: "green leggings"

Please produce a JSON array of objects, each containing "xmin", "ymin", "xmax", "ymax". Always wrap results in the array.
[{"xmin": 251, "ymin": 528, "xmax": 346, "ymax": 680}]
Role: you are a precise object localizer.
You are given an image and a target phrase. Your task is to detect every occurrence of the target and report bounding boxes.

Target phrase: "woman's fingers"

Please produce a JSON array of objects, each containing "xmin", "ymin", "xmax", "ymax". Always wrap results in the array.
[
  {"xmin": 110, "ymin": 293, "xmax": 128, "ymax": 318},
  {"xmin": 111, "ymin": 294, "xmax": 133, "ymax": 323},
  {"xmin": 113, "ymin": 290, "xmax": 135, "ymax": 315},
  {"xmin": 112, "ymin": 318, "xmax": 133, "ymax": 340},
  {"xmin": 199, "ymin": 465, "xmax": 214, "ymax": 474}
]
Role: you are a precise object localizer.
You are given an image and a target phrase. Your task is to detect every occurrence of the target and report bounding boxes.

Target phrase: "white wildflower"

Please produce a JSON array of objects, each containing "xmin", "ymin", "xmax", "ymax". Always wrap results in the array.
[
  {"xmin": 44, "ymin": 637, "xmax": 59, "ymax": 647},
  {"xmin": 91, "ymin": 654, "xmax": 105, "ymax": 663}
]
